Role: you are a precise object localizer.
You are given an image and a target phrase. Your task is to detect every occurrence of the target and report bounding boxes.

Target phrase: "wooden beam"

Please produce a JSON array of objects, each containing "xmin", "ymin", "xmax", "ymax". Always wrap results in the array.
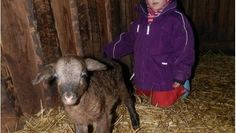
[
  {"xmin": 1, "ymin": 0, "xmax": 45, "ymax": 114},
  {"xmin": 69, "ymin": 0, "xmax": 84, "ymax": 56},
  {"xmin": 33, "ymin": 0, "xmax": 61, "ymax": 64},
  {"xmin": 50, "ymin": 0, "xmax": 83, "ymax": 56},
  {"xmin": 96, "ymin": 0, "xmax": 112, "ymax": 44},
  {"xmin": 87, "ymin": 0, "xmax": 102, "ymax": 57},
  {"xmin": 76, "ymin": 0, "xmax": 93, "ymax": 56}
]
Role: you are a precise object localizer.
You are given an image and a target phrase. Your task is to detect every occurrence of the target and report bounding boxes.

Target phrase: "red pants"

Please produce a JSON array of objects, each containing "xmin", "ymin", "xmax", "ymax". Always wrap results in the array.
[{"xmin": 136, "ymin": 86, "xmax": 185, "ymax": 108}]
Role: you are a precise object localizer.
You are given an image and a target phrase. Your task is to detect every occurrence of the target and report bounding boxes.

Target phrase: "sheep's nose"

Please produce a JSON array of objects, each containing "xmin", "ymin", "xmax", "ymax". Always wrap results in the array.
[
  {"xmin": 62, "ymin": 92, "xmax": 77, "ymax": 105},
  {"xmin": 65, "ymin": 95, "xmax": 73, "ymax": 101},
  {"xmin": 64, "ymin": 92, "xmax": 74, "ymax": 101}
]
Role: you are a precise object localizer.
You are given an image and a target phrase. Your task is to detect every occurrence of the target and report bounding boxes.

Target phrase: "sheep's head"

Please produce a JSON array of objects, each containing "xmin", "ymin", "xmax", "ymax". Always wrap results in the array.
[{"xmin": 32, "ymin": 56, "xmax": 107, "ymax": 106}]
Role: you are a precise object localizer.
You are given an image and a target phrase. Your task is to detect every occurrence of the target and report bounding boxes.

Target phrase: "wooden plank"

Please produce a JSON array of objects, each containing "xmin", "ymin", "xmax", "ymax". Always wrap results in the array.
[
  {"xmin": 33, "ymin": 0, "xmax": 62, "ymax": 108},
  {"xmin": 109, "ymin": 0, "xmax": 121, "ymax": 38},
  {"xmin": 69, "ymin": 0, "xmax": 84, "ymax": 56},
  {"xmin": 87, "ymin": 0, "xmax": 102, "ymax": 57},
  {"xmin": 1, "ymin": 56, "xmax": 25, "ymax": 132},
  {"xmin": 226, "ymin": 0, "xmax": 235, "ymax": 40},
  {"xmin": 120, "ymin": 0, "xmax": 128, "ymax": 31},
  {"xmin": 50, "ymin": 0, "xmax": 82, "ymax": 56},
  {"xmin": 1, "ymin": 0, "xmax": 45, "ymax": 114},
  {"xmin": 94, "ymin": 0, "xmax": 112, "ymax": 57},
  {"xmin": 130, "ymin": 0, "xmax": 139, "ymax": 21},
  {"xmin": 33, "ymin": 0, "xmax": 61, "ymax": 64},
  {"xmin": 96, "ymin": 0, "xmax": 112, "ymax": 44},
  {"xmin": 76, "ymin": 0, "xmax": 92, "ymax": 57},
  {"xmin": 217, "ymin": 0, "xmax": 228, "ymax": 41}
]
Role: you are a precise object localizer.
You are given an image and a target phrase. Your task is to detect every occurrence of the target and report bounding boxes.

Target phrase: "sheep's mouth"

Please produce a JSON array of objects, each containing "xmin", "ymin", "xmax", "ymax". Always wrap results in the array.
[
  {"xmin": 62, "ymin": 98, "xmax": 77, "ymax": 106},
  {"xmin": 61, "ymin": 93, "xmax": 78, "ymax": 106}
]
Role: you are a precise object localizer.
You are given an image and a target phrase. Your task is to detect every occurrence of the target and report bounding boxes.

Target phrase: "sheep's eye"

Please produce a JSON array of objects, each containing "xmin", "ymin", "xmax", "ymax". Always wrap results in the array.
[{"xmin": 81, "ymin": 72, "xmax": 87, "ymax": 78}]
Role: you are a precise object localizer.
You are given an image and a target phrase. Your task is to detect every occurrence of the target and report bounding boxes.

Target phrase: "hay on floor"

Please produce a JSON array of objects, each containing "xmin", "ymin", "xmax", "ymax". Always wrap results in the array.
[{"xmin": 14, "ymin": 53, "xmax": 234, "ymax": 133}]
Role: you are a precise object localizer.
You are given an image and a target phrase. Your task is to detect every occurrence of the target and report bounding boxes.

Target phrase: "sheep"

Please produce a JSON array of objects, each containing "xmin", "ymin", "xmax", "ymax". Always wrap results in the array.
[{"xmin": 32, "ymin": 56, "xmax": 140, "ymax": 133}]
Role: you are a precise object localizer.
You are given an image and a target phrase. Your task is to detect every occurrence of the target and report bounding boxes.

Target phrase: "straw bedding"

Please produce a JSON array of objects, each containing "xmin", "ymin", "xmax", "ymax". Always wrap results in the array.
[{"xmin": 14, "ymin": 53, "xmax": 234, "ymax": 133}]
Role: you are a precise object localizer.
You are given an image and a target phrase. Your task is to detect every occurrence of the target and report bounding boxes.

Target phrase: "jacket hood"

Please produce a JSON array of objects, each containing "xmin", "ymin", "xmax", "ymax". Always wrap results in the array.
[{"xmin": 137, "ymin": 0, "xmax": 177, "ymax": 17}]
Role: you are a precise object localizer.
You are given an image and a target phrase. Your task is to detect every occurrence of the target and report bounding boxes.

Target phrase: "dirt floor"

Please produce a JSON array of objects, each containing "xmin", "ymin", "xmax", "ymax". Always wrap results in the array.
[{"xmin": 13, "ymin": 53, "xmax": 234, "ymax": 133}]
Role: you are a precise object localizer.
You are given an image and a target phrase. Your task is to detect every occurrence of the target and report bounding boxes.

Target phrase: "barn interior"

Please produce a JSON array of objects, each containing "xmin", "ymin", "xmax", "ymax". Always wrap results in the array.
[{"xmin": 1, "ymin": 0, "xmax": 235, "ymax": 133}]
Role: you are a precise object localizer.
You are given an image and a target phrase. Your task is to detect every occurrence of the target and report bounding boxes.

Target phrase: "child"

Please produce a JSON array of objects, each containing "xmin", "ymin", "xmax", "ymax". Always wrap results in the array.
[{"xmin": 103, "ymin": 0, "xmax": 195, "ymax": 107}]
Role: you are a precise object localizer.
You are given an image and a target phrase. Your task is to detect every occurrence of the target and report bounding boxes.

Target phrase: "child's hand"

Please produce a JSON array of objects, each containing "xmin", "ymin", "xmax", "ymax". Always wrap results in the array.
[{"xmin": 172, "ymin": 82, "xmax": 181, "ymax": 88}]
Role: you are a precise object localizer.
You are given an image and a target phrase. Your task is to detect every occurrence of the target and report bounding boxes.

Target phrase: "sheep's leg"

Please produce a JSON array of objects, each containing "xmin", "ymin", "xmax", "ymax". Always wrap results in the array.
[
  {"xmin": 124, "ymin": 97, "xmax": 140, "ymax": 130},
  {"xmin": 94, "ymin": 113, "xmax": 110, "ymax": 133},
  {"xmin": 119, "ymin": 81, "xmax": 140, "ymax": 130},
  {"xmin": 75, "ymin": 124, "xmax": 88, "ymax": 133}
]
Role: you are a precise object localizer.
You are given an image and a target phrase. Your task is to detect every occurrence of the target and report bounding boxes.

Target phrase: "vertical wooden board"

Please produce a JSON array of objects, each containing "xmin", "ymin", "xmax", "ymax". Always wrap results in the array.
[
  {"xmin": 209, "ymin": 0, "xmax": 221, "ymax": 41},
  {"xmin": 226, "ymin": 0, "xmax": 235, "ymax": 40},
  {"xmin": 110, "ymin": 0, "xmax": 122, "ymax": 38},
  {"xmin": 1, "ymin": 57, "xmax": 25, "ymax": 132},
  {"xmin": 96, "ymin": 0, "xmax": 112, "ymax": 44},
  {"xmin": 50, "ymin": 0, "xmax": 77, "ymax": 55},
  {"xmin": 203, "ymin": 0, "xmax": 209, "ymax": 37},
  {"xmin": 33, "ymin": 0, "xmax": 61, "ymax": 64},
  {"xmin": 75, "ymin": 0, "xmax": 92, "ymax": 57},
  {"xmin": 69, "ymin": 0, "xmax": 84, "ymax": 56},
  {"xmin": 202, "ymin": 0, "xmax": 210, "ymax": 40},
  {"xmin": 125, "ymin": 0, "xmax": 130, "ymax": 28},
  {"xmin": 187, "ymin": 0, "xmax": 194, "ymax": 18},
  {"xmin": 217, "ymin": 0, "xmax": 228, "ymax": 41},
  {"xmin": 94, "ymin": 0, "xmax": 112, "ymax": 57},
  {"xmin": 87, "ymin": 0, "xmax": 102, "ymax": 57},
  {"xmin": 207, "ymin": 0, "xmax": 216, "ymax": 33},
  {"xmin": 120, "ymin": 0, "xmax": 128, "ymax": 31},
  {"xmin": 181, "ymin": 0, "xmax": 189, "ymax": 14},
  {"xmin": 224, "ymin": 0, "xmax": 234, "ymax": 40},
  {"xmin": 193, "ymin": 0, "xmax": 208, "ymax": 41},
  {"xmin": 130, "ymin": 0, "xmax": 139, "ymax": 20},
  {"xmin": 33, "ymin": 0, "xmax": 63, "ymax": 107},
  {"xmin": 2, "ymin": 0, "xmax": 45, "ymax": 114},
  {"xmin": 191, "ymin": 0, "xmax": 198, "ymax": 30}
]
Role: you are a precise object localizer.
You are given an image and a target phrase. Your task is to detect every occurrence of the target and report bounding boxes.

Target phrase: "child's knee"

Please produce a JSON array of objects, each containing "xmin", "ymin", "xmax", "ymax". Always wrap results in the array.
[{"xmin": 151, "ymin": 87, "xmax": 185, "ymax": 107}]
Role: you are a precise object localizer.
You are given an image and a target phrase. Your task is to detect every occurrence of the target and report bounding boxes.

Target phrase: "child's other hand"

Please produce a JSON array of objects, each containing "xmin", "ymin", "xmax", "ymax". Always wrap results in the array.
[{"xmin": 172, "ymin": 82, "xmax": 181, "ymax": 88}]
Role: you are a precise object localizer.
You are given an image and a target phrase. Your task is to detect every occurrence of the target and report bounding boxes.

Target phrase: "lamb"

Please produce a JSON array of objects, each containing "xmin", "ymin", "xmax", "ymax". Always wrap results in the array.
[{"xmin": 32, "ymin": 56, "xmax": 140, "ymax": 133}]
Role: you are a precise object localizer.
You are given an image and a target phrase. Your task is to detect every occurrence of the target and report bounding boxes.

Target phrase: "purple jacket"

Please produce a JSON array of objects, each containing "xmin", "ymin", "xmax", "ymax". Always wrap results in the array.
[{"xmin": 103, "ymin": 2, "xmax": 195, "ymax": 91}]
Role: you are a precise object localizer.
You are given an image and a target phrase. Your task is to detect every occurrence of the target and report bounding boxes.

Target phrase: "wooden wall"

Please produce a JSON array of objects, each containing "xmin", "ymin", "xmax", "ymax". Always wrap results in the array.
[
  {"xmin": 117, "ymin": 0, "xmax": 235, "ymax": 42},
  {"xmin": 180, "ymin": 0, "xmax": 235, "ymax": 42},
  {"xmin": 1, "ymin": 0, "xmax": 234, "ymax": 131}
]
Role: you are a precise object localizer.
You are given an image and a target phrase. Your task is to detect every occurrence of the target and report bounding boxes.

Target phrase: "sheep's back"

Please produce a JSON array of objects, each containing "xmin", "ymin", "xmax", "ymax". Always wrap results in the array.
[{"xmin": 89, "ymin": 59, "xmax": 123, "ymax": 99}]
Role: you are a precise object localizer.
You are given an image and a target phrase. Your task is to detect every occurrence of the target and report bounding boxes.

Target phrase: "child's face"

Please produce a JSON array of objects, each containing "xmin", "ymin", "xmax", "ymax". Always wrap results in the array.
[{"xmin": 146, "ymin": 0, "xmax": 169, "ymax": 11}]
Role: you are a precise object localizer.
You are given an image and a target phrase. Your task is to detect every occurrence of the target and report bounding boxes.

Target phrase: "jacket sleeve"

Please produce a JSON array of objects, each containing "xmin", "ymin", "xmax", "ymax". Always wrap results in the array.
[
  {"xmin": 171, "ymin": 15, "xmax": 195, "ymax": 83},
  {"xmin": 103, "ymin": 23, "xmax": 136, "ymax": 59}
]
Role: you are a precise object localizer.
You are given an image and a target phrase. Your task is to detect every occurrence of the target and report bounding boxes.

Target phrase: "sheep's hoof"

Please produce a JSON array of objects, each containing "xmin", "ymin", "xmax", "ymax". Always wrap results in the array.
[{"xmin": 131, "ymin": 119, "xmax": 140, "ymax": 130}]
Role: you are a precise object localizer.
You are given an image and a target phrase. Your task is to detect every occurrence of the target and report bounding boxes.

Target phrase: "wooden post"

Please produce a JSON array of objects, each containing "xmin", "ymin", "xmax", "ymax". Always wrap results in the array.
[
  {"xmin": 33, "ymin": 0, "xmax": 61, "ymax": 64},
  {"xmin": 76, "ymin": 0, "xmax": 93, "ymax": 57},
  {"xmin": 86, "ymin": 0, "xmax": 102, "ymax": 57},
  {"xmin": 69, "ymin": 0, "xmax": 84, "ymax": 56},
  {"xmin": 109, "ymin": 0, "xmax": 122, "ymax": 38},
  {"xmin": 33, "ymin": 0, "xmax": 63, "ymax": 107},
  {"xmin": 1, "ymin": 56, "xmax": 25, "ymax": 132},
  {"xmin": 2, "ymin": 0, "xmax": 45, "ymax": 114},
  {"xmin": 96, "ymin": 0, "xmax": 112, "ymax": 44},
  {"xmin": 50, "ymin": 0, "xmax": 83, "ymax": 56}
]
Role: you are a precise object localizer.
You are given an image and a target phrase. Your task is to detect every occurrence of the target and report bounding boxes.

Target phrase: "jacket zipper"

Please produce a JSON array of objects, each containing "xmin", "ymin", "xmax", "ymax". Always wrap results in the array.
[{"xmin": 146, "ymin": 24, "xmax": 150, "ymax": 35}]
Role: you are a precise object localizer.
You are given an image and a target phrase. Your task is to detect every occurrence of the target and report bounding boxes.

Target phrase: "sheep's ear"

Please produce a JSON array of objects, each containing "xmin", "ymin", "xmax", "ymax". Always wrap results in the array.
[
  {"xmin": 85, "ymin": 58, "xmax": 107, "ymax": 71},
  {"xmin": 32, "ymin": 64, "xmax": 56, "ymax": 85}
]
